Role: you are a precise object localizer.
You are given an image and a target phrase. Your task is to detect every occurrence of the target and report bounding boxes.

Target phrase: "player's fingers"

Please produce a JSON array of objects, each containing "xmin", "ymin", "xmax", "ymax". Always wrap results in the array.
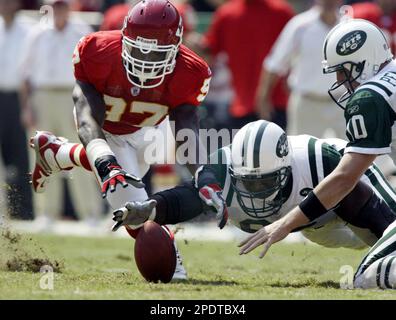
[
  {"xmin": 101, "ymin": 181, "xmax": 109, "ymax": 198},
  {"xmin": 125, "ymin": 201, "xmax": 138, "ymax": 211},
  {"xmin": 259, "ymin": 240, "xmax": 272, "ymax": 259},
  {"xmin": 238, "ymin": 231, "xmax": 260, "ymax": 247},
  {"xmin": 239, "ymin": 232, "xmax": 267, "ymax": 254},
  {"xmin": 217, "ymin": 208, "xmax": 228, "ymax": 229},
  {"xmin": 125, "ymin": 175, "xmax": 145, "ymax": 188},
  {"xmin": 112, "ymin": 210, "xmax": 125, "ymax": 221},
  {"xmin": 239, "ymin": 236, "xmax": 266, "ymax": 255},
  {"xmin": 111, "ymin": 220, "xmax": 123, "ymax": 232},
  {"xmin": 117, "ymin": 175, "xmax": 128, "ymax": 188}
]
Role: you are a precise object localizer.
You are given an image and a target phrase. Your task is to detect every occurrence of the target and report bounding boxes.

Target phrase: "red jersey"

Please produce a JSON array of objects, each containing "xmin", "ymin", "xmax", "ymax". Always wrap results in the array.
[
  {"xmin": 352, "ymin": 2, "xmax": 396, "ymax": 53},
  {"xmin": 204, "ymin": 0, "xmax": 293, "ymax": 117},
  {"xmin": 73, "ymin": 30, "xmax": 211, "ymax": 135}
]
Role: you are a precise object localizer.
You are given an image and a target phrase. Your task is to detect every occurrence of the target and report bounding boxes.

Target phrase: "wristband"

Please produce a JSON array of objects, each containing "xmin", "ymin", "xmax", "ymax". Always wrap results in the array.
[
  {"xmin": 299, "ymin": 191, "xmax": 328, "ymax": 221},
  {"xmin": 86, "ymin": 138, "xmax": 115, "ymax": 168}
]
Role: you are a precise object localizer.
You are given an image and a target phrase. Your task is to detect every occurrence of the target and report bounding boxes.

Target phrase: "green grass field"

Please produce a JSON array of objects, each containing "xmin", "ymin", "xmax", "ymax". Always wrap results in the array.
[{"xmin": 0, "ymin": 231, "xmax": 395, "ymax": 300}]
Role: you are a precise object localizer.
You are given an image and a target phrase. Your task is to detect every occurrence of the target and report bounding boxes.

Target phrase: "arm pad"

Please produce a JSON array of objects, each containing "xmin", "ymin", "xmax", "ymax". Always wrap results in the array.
[{"xmin": 151, "ymin": 182, "xmax": 204, "ymax": 225}]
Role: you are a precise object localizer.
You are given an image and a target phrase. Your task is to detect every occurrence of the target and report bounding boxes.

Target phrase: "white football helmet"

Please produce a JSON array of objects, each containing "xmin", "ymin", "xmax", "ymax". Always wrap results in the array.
[
  {"xmin": 322, "ymin": 19, "xmax": 393, "ymax": 108},
  {"xmin": 229, "ymin": 120, "xmax": 292, "ymax": 218}
]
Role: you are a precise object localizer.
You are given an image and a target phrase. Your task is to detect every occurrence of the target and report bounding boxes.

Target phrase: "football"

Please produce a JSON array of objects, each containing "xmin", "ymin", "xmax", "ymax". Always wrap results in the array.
[{"xmin": 134, "ymin": 221, "xmax": 176, "ymax": 283}]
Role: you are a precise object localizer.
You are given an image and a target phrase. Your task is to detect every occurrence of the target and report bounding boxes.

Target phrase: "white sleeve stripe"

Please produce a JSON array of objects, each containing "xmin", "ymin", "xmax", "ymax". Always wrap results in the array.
[
  {"xmin": 344, "ymin": 146, "xmax": 391, "ymax": 155},
  {"xmin": 370, "ymin": 167, "xmax": 396, "ymax": 203},
  {"xmin": 315, "ymin": 141, "xmax": 324, "ymax": 183}
]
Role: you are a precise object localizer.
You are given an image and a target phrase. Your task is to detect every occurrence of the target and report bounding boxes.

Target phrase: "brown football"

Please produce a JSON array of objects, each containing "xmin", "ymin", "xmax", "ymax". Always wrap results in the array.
[{"xmin": 134, "ymin": 221, "xmax": 176, "ymax": 283}]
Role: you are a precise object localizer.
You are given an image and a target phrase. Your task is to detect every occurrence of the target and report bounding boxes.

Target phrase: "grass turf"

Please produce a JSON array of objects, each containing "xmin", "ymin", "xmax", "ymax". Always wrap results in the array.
[{"xmin": 0, "ymin": 232, "xmax": 395, "ymax": 300}]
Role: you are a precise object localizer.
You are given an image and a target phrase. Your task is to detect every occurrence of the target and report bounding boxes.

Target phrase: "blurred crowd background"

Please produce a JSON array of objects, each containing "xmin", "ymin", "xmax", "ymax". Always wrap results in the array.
[{"xmin": 0, "ymin": 0, "xmax": 395, "ymax": 230}]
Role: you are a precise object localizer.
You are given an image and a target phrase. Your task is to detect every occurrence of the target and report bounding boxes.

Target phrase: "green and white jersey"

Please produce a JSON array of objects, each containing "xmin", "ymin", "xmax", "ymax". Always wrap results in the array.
[
  {"xmin": 208, "ymin": 135, "xmax": 396, "ymax": 234},
  {"xmin": 344, "ymin": 60, "xmax": 396, "ymax": 162}
]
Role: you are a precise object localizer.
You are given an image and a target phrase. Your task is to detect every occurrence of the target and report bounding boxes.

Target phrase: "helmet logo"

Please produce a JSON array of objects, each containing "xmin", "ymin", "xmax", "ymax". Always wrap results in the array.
[
  {"xmin": 276, "ymin": 133, "xmax": 288, "ymax": 158},
  {"xmin": 136, "ymin": 36, "xmax": 158, "ymax": 53},
  {"xmin": 336, "ymin": 30, "xmax": 367, "ymax": 56}
]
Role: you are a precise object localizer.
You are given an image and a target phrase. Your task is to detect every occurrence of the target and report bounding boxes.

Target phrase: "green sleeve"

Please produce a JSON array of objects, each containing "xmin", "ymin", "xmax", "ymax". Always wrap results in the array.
[
  {"xmin": 321, "ymin": 142, "xmax": 342, "ymax": 177},
  {"xmin": 206, "ymin": 145, "xmax": 231, "ymax": 189}
]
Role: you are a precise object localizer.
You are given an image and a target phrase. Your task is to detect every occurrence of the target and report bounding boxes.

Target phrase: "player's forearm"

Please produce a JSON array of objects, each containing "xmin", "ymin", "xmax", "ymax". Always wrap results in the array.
[
  {"xmin": 314, "ymin": 171, "xmax": 359, "ymax": 210},
  {"xmin": 279, "ymin": 207, "xmax": 310, "ymax": 233},
  {"xmin": 76, "ymin": 106, "xmax": 106, "ymax": 147},
  {"xmin": 73, "ymin": 82, "xmax": 106, "ymax": 147},
  {"xmin": 299, "ymin": 153, "xmax": 377, "ymax": 222},
  {"xmin": 295, "ymin": 171, "xmax": 360, "ymax": 224},
  {"xmin": 314, "ymin": 152, "xmax": 377, "ymax": 210}
]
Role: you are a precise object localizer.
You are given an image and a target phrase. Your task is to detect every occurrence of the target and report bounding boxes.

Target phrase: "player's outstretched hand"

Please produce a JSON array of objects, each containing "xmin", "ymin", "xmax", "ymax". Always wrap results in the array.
[
  {"xmin": 238, "ymin": 219, "xmax": 290, "ymax": 258},
  {"xmin": 100, "ymin": 166, "xmax": 145, "ymax": 199},
  {"xmin": 111, "ymin": 199, "xmax": 157, "ymax": 232},
  {"xmin": 95, "ymin": 155, "xmax": 145, "ymax": 199},
  {"xmin": 199, "ymin": 184, "xmax": 228, "ymax": 229}
]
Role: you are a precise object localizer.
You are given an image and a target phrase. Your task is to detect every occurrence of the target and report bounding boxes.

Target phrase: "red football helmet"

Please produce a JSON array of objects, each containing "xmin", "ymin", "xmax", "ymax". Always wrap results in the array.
[{"xmin": 121, "ymin": 0, "xmax": 183, "ymax": 88}]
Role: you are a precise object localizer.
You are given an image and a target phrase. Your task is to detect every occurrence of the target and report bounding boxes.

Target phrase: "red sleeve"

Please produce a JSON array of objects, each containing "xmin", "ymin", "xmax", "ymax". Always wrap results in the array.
[
  {"xmin": 72, "ymin": 35, "xmax": 90, "ymax": 83},
  {"xmin": 183, "ymin": 66, "xmax": 212, "ymax": 106},
  {"xmin": 169, "ymin": 58, "xmax": 212, "ymax": 108},
  {"xmin": 72, "ymin": 33, "xmax": 114, "ymax": 87}
]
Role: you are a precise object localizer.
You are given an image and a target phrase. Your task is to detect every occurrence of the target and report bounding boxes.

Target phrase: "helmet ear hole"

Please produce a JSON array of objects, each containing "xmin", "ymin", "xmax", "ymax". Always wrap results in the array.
[{"xmin": 355, "ymin": 61, "xmax": 364, "ymax": 73}]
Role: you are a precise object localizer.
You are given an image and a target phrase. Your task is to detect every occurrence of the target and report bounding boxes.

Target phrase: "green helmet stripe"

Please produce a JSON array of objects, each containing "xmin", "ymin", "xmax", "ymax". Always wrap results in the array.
[
  {"xmin": 242, "ymin": 125, "xmax": 253, "ymax": 167},
  {"xmin": 308, "ymin": 137, "xmax": 319, "ymax": 186},
  {"xmin": 253, "ymin": 121, "xmax": 269, "ymax": 168}
]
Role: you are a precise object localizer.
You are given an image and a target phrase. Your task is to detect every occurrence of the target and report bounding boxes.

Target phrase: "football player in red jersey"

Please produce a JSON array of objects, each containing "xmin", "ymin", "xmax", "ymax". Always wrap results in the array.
[{"xmin": 29, "ymin": 0, "xmax": 228, "ymax": 280}]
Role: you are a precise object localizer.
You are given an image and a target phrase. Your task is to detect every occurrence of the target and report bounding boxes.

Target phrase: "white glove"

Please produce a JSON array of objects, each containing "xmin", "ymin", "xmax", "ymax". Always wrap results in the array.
[{"xmin": 111, "ymin": 199, "xmax": 157, "ymax": 232}]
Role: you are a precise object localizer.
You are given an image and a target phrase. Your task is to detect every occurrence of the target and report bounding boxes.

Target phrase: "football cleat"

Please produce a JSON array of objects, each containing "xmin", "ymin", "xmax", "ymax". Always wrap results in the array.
[
  {"xmin": 171, "ymin": 239, "xmax": 188, "ymax": 281},
  {"xmin": 161, "ymin": 225, "xmax": 188, "ymax": 281},
  {"xmin": 30, "ymin": 131, "xmax": 71, "ymax": 193}
]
